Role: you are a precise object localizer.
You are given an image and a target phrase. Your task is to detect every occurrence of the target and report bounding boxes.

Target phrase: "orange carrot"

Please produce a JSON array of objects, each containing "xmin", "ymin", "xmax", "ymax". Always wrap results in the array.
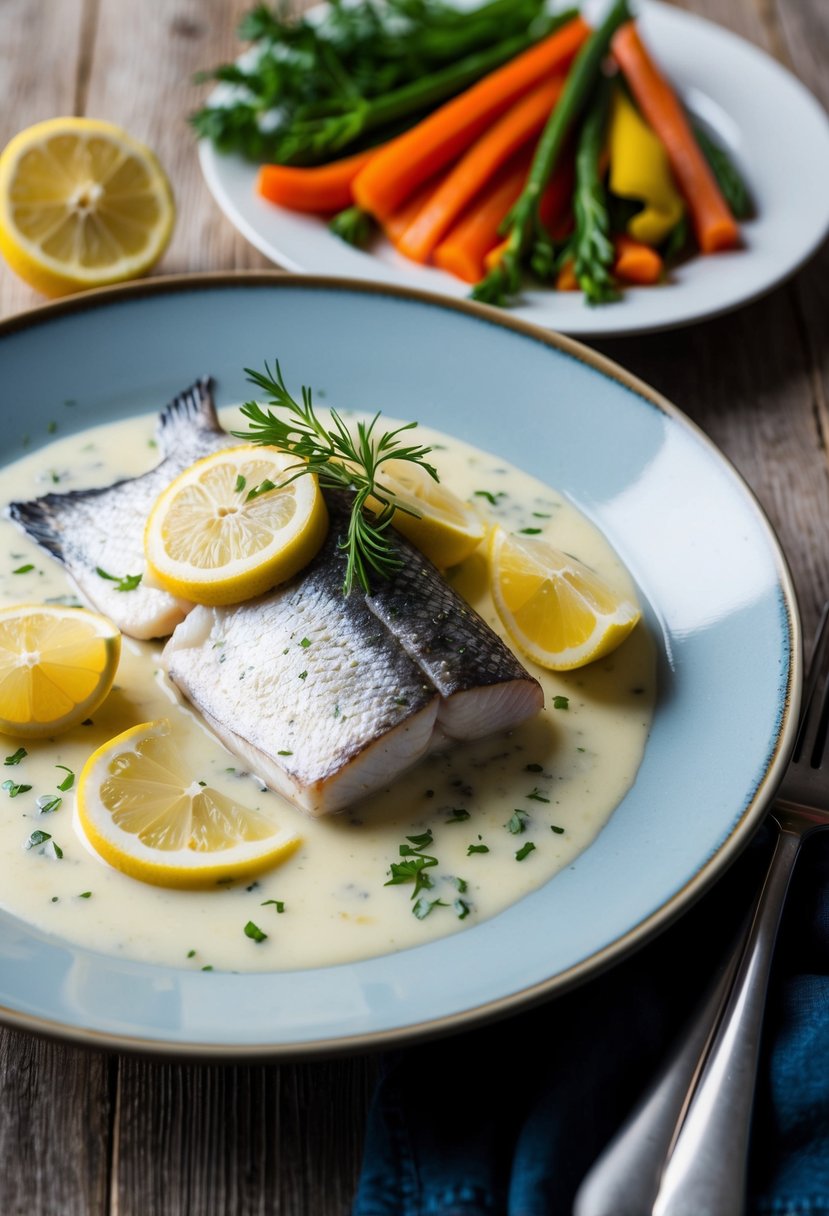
[
  {"xmin": 433, "ymin": 155, "xmax": 531, "ymax": 283},
  {"xmin": 384, "ymin": 175, "xmax": 447, "ymax": 247},
  {"xmin": 352, "ymin": 15, "xmax": 591, "ymax": 222},
  {"xmin": 256, "ymin": 147, "xmax": 378, "ymax": 214},
  {"xmin": 613, "ymin": 234, "xmax": 663, "ymax": 284},
  {"xmin": 612, "ymin": 22, "xmax": 739, "ymax": 253},
  {"xmin": 556, "ymin": 258, "xmax": 579, "ymax": 291},
  {"xmin": 398, "ymin": 77, "xmax": 565, "ymax": 264},
  {"xmin": 479, "ymin": 159, "xmax": 574, "ymax": 276}
]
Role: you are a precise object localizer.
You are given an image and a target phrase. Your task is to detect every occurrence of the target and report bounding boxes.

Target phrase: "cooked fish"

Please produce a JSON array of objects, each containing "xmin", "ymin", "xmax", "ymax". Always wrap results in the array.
[
  {"xmin": 7, "ymin": 378, "xmax": 229, "ymax": 640},
  {"xmin": 163, "ymin": 497, "xmax": 543, "ymax": 815}
]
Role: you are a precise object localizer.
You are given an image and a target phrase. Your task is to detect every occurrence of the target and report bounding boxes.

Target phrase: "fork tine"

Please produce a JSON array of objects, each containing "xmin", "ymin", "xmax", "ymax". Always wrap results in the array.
[{"xmin": 793, "ymin": 602, "xmax": 829, "ymax": 765}]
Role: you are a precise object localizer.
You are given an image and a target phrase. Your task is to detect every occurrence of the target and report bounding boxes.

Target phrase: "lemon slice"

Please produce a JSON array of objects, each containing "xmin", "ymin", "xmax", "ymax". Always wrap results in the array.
[
  {"xmin": 488, "ymin": 527, "xmax": 641, "ymax": 670},
  {"xmin": 144, "ymin": 446, "xmax": 328, "ymax": 606},
  {"xmin": 77, "ymin": 720, "xmax": 301, "ymax": 888},
  {"xmin": 372, "ymin": 459, "xmax": 485, "ymax": 568},
  {"xmin": 0, "ymin": 604, "xmax": 121, "ymax": 738},
  {"xmin": 0, "ymin": 117, "xmax": 174, "ymax": 296}
]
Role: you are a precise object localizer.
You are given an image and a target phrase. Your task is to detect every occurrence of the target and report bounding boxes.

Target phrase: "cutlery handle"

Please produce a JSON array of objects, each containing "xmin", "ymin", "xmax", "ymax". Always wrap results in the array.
[
  {"xmin": 572, "ymin": 917, "xmax": 749, "ymax": 1216},
  {"xmin": 652, "ymin": 825, "xmax": 802, "ymax": 1216}
]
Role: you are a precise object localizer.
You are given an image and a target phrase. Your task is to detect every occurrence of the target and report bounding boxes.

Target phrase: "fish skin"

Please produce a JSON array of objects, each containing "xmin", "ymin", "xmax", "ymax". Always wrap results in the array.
[
  {"xmin": 164, "ymin": 496, "xmax": 543, "ymax": 816},
  {"xmin": 7, "ymin": 378, "xmax": 229, "ymax": 640}
]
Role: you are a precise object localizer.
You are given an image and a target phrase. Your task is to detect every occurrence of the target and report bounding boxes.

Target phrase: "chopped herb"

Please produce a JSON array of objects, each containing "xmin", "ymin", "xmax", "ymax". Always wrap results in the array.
[
  {"xmin": 300, "ymin": 637, "xmax": 311, "ymax": 648},
  {"xmin": 261, "ymin": 899, "xmax": 286, "ymax": 913},
  {"xmin": 519, "ymin": 527, "xmax": 542, "ymax": 535},
  {"xmin": 187, "ymin": 949, "xmax": 197, "ymax": 958},
  {"xmin": 49, "ymin": 471, "xmax": 61, "ymax": 484},
  {"xmin": 51, "ymin": 896, "xmax": 59, "ymax": 903},
  {"xmin": 412, "ymin": 895, "xmax": 448, "ymax": 920},
  {"xmin": 12, "ymin": 564, "xmax": 34, "ymax": 574},
  {"xmin": 298, "ymin": 670, "xmax": 308, "ymax": 681},
  {"xmin": 532, "ymin": 512, "xmax": 551, "ymax": 519},
  {"xmin": 474, "ymin": 489, "xmax": 506, "ymax": 506},
  {"xmin": 55, "ymin": 765, "xmax": 74, "ymax": 790},
  {"xmin": 4, "ymin": 748, "xmax": 27, "ymax": 766},
  {"xmin": 527, "ymin": 787, "xmax": 550, "ymax": 803},
  {"xmin": 467, "ymin": 843, "xmax": 490, "ymax": 855},
  {"xmin": 96, "ymin": 566, "xmax": 143, "ymax": 592},
  {"xmin": 525, "ymin": 763, "xmax": 543, "ymax": 773},
  {"xmin": 202, "ymin": 965, "xmax": 214, "ymax": 972},
  {"xmin": 506, "ymin": 809, "xmax": 529, "ymax": 835},
  {"xmin": 3, "ymin": 779, "xmax": 32, "ymax": 797},
  {"xmin": 444, "ymin": 808, "xmax": 470, "ymax": 823},
  {"xmin": 244, "ymin": 920, "xmax": 268, "ymax": 943},
  {"xmin": 245, "ymin": 478, "xmax": 277, "ymax": 502},
  {"xmin": 79, "ymin": 891, "xmax": 92, "ymax": 898},
  {"xmin": 401, "ymin": 830, "xmax": 434, "ymax": 853},
  {"xmin": 453, "ymin": 876, "xmax": 468, "ymax": 894},
  {"xmin": 552, "ymin": 695, "xmax": 570, "ymax": 710},
  {"xmin": 386, "ymin": 857, "xmax": 436, "ymax": 897},
  {"xmin": 25, "ymin": 829, "xmax": 51, "ymax": 849},
  {"xmin": 49, "ymin": 841, "xmax": 64, "ymax": 860},
  {"xmin": 551, "ymin": 824, "xmax": 565, "ymax": 834},
  {"xmin": 277, "ymin": 749, "xmax": 293, "ymax": 756},
  {"xmin": 246, "ymin": 881, "xmax": 260, "ymax": 892},
  {"xmin": 198, "ymin": 780, "xmax": 207, "ymax": 787},
  {"xmin": 36, "ymin": 795, "xmax": 62, "ymax": 814},
  {"xmin": 234, "ymin": 473, "xmax": 247, "ymax": 493},
  {"xmin": 577, "ymin": 746, "xmax": 586, "ymax": 753},
  {"xmin": 515, "ymin": 841, "xmax": 536, "ymax": 861},
  {"xmin": 454, "ymin": 899, "xmax": 471, "ymax": 920}
]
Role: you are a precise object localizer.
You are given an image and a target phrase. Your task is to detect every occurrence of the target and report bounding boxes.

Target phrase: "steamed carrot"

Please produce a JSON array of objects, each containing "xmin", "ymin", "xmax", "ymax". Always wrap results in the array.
[
  {"xmin": 611, "ymin": 21, "xmax": 739, "ymax": 253},
  {"xmin": 556, "ymin": 258, "xmax": 579, "ymax": 291},
  {"xmin": 613, "ymin": 234, "xmax": 663, "ymax": 284},
  {"xmin": 256, "ymin": 148, "xmax": 379, "ymax": 214},
  {"xmin": 384, "ymin": 175, "xmax": 448, "ymax": 247},
  {"xmin": 434, "ymin": 155, "xmax": 531, "ymax": 282},
  {"xmin": 352, "ymin": 15, "xmax": 591, "ymax": 222},
  {"xmin": 478, "ymin": 160, "xmax": 574, "ymax": 276},
  {"xmin": 398, "ymin": 77, "xmax": 565, "ymax": 264}
]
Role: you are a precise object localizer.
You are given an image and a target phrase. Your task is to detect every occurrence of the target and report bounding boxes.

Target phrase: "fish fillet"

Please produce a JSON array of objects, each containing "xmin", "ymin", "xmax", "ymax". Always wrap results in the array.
[
  {"xmin": 164, "ymin": 497, "xmax": 543, "ymax": 815},
  {"xmin": 7, "ymin": 378, "xmax": 228, "ymax": 639}
]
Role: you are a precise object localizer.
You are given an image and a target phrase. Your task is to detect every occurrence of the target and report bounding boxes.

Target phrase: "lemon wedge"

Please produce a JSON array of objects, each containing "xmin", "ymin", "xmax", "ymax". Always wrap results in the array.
[
  {"xmin": 0, "ymin": 604, "xmax": 121, "ymax": 738},
  {"xmin": 488, "ymin": 527, "xmax": 641, "ymax": 671},
  {"xmin": 77, "ymin": 719, "xmax": 301, "ymax": 888},
  {"xmin": 372, "ymin": 458, "xmax": 485, "ymax": 568},
  {"xmin": 0, "ymin": 117, "xmax": 174, "ymax": 296},
  {"xmin": 144, "ymin": 446, "xmax": 328, "ymax": 606}
]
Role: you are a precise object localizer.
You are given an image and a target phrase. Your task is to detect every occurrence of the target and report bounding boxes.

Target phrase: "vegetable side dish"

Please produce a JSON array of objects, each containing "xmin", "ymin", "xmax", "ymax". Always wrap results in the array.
[{"xmin": 194, "ymin": 0, "xmax": 752, "ymax": 305}]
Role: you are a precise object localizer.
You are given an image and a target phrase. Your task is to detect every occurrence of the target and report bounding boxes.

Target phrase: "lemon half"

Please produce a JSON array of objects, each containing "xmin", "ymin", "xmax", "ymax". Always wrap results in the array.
[
  {"xmin": 372, "ymin": 459, "xmax": 485, "ymax": 569},
  {"xmin": 144, "ymin": 446, "xmax": 328, "ymax": 606},
  {"xmin": 489, "ymin": 527, "xmax": 641, "ymax": 671},
  {"xmin": 77, "ymin": 720, "xmax": 301, "ymax": 888},
  {"xmin": 0, "ymin": 117, "xmax": 174, "ymax": 296},
  {"xmin": 0, "ymin": 604, "xmax": 121, "ymax": 738}
]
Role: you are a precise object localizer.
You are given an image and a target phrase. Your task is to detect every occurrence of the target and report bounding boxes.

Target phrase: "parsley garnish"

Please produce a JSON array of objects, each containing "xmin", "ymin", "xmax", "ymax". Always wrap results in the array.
[
  {"xmin": 36, "ymin": 795, "xmax": 62, "ymax": 814},
  {"xmin": 25, "ymin": 829, "xmax": 51, "ymax": 849},
  {"xmin": 551, "ymin": 824, "xmax": 565, "ymax": 835},
  {"xmin": 79, "ymin": 891, "xmax": 92, "ymax": 899},
  {"xmin": 96, "ymin": 566, "xmax": 143, "ymax": 592},
  {"xmin": 3, "ymin": 779, "xmax": 32, "ymax": 797},
  {"xmin": 412, "ymin": 896, "xmax": 448, "ymax": 920},
  {"xmin": 474, "ymin": 490, "xmax": 506, "ymax": 506},
  {"xmin": 234, "ymin": 473, "xmax": 247, "ymax": 493},
  {"xmin": 519, "ymin": 527, "xmax": 542, "ymax": 535},
  {"xmin": 235, "ymin": 361, "xmax": 437, "ymax": 593},
  {"xmin": 454, "ymin": 899, "xmax": 471, "ymax": 920},
  {"xmin": 55, "ymin": 765, "xmax": 74, "ymax": 790},
  {"xmin": 12, "ymin": 564, "xmax": 34, "ymax": 574},
  {"xmin": 4, "ymin": 747, "xmax": 27, "ymax": 766},
  {"xmin": 515, "ymin": 841, "xmax": 536, "ymax": 861},
  {"xmin": 527, "ymin": 787, "xmax": 550, "ymax": 803},
  {"xmin": 261, "ymin": 899, "xmax": 286, "ymax": 913},
  {"xmin": 277, "ymin": 749, "xmax": 293, "ymax": 756},
  {"xmin": 506, "ymin": 809, "xmax": 529, "ymax": 835},
  {"xmin": 244, "ymin": 920, "xmax": 268, "ymax": 943},
  {"xmin": 187, "ymin": 949, "xmax": 197, "ymax": 958},
  {"xmin": 467, "ymin": 843, "xmax": 489, "ymax": 855},
  {"xmin": 298, "ymin": 670, "xmax": 308, "ymax": 680},
  {"xmin": 525, "ymin": 762, "xmax": 543, "ymax": 773},
  {"xmin": 444, "ymin": 808, "xmax": 470, "ymax": 823},
  {"xmin": 552, "ymin": 695, "xmax": 570, "ymax": 710},
  {"xmin": 300, "ymin": 637, "xmax": 311, "ymax": 648}
]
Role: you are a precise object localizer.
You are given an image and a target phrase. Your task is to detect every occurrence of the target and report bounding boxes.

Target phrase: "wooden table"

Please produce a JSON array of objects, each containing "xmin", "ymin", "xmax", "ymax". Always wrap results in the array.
[{"xmin": 1, "ymin": 1, "xmax": 827, "ymax": 1211}]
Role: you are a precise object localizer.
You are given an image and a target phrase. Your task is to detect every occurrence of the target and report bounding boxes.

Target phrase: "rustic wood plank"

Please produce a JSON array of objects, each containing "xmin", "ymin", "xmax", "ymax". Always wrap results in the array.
[
  {"xmin": 0, "ymin": 1031, "xmax": 114, "ymax": 1216},
  {"xmin": 112, "ymin": 1055, "xmax": 375, "ymax": 1216}
]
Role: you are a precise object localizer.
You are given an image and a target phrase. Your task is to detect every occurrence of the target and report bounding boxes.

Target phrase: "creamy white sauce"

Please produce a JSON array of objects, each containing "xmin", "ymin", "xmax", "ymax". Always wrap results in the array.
[{"xmin": 0, "ymin": 408, "xmax": 654, "ymax": 972}]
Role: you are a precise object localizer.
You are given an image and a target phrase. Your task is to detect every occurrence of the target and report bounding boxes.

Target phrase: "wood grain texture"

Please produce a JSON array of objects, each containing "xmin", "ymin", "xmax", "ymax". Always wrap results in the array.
[{"xmin": 0, "ymin": 1, "xmax": 827, "ymax": 1212}]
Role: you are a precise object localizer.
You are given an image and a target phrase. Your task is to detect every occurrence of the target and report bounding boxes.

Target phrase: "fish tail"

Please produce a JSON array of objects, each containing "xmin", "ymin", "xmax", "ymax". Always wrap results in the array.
[
  {"xmin": 156, "ymin": 376, "xmax": 220, "ymax": 457},
  {"xmin": 6, "ymin": 497, "xmax": 69, "ymax": 567}
]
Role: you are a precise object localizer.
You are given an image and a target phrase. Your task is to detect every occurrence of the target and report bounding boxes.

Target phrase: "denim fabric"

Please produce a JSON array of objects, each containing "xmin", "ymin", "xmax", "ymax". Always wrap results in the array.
[{"xmin": 353, "ymin": 829, "xmax": 829, "ymax": 1216}]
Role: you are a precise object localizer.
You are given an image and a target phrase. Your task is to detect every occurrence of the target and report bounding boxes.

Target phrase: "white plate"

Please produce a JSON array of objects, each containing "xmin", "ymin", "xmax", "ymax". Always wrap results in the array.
[
  {"xmin": 198, "ymin": 1, "xmax": 829, "ymax": 336},
  {"xmin": 0, "ymin": 275, "xmax": 799, "ymax": 1056}
]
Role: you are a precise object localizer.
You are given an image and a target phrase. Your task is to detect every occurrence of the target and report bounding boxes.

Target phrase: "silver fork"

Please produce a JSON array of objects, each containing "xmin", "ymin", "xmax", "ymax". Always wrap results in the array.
[{"xmin": 575, "ymin": 603, "xmax": 828, "ymax": 1216}]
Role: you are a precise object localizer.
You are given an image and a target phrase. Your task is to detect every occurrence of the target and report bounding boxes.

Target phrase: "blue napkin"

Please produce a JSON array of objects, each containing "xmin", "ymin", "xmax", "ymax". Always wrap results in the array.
[{"xmin": 352, "ymin": 827, "xmax": 829, "ymax": 1215}]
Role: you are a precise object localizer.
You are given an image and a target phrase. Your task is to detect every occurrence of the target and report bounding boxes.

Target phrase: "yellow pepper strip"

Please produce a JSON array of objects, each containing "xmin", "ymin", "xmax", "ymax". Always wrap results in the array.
[{"xmin": 608, "ymin": 88, "xmax": 684, "ymax": 247}]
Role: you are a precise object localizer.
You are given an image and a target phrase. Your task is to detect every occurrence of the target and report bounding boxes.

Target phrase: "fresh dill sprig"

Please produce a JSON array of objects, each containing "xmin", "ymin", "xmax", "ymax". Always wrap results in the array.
[{"xmin": 233, "ymin": 361, "xmax": 438, "ymax": 595}]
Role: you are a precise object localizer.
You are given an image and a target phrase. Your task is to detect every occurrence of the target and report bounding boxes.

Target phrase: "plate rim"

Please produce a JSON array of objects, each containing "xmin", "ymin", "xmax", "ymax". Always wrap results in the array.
[{"xmin": 0, "ymin": 270, "xmax": 802, "ymax": 1058}]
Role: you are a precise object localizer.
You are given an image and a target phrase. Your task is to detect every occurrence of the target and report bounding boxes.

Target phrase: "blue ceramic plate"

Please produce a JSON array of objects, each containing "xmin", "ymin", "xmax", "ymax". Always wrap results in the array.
[{"xmin": 0, "ymin": 275, "xmax": 800, "ymax": 1057}]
